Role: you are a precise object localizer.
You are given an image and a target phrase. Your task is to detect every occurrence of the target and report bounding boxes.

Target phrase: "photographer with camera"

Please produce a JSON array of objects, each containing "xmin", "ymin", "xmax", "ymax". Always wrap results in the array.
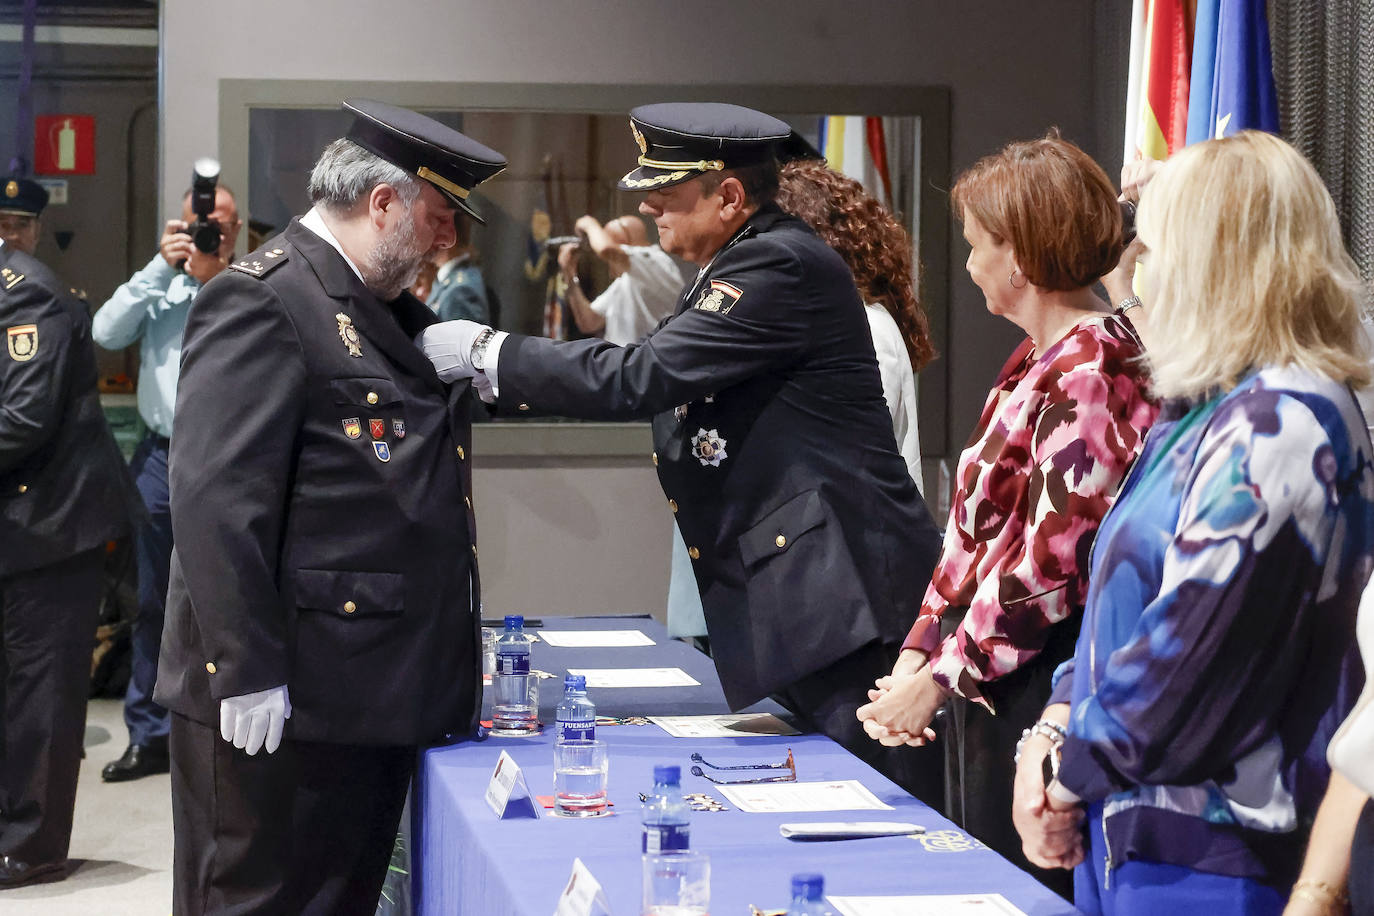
[{"xmin": 92, "ymin": 160, "xmax": 240, "ymax": 783}]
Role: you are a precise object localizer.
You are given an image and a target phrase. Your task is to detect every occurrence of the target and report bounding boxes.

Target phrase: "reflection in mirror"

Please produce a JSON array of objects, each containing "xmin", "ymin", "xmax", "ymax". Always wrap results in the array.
[{"xmin": 248, "ymin": 109, "xmax": 922, "ymax": 421}]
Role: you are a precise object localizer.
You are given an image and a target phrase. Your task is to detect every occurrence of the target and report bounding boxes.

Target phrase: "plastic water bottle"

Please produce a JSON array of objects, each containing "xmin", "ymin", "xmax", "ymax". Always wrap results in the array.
[
  {"xmin": 555, "ymin": 674, "xmax": 596, "ymax": 743},
  {"xmin": 786, "ymin": 873, "xmax": 834, "ymax": 916},
  {"xmin": 491, "ymin": 615, "xmax": 537, "ymax": 735},
  {"xmin": 641, "ymin": 764, "xmax": 691, "ymax": 854}
]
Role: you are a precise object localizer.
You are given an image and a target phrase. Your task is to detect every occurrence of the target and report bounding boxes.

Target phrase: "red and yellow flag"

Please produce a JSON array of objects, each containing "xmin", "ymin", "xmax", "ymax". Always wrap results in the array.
[{"xmin": 1124, "ymin": 0, "xmax": 1196, "ymax": 161}]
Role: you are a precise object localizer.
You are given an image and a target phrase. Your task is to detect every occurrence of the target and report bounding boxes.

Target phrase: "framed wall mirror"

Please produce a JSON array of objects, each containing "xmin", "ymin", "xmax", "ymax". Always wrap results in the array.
[{"xmin": 219, "ymin": 81, "xmax": 951, "ymax": 455}]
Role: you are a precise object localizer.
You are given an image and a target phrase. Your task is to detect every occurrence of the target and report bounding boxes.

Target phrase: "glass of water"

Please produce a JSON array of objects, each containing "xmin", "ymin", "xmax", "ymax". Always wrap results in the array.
[
  {"xmin": 641, "ymin": 850, "xmax": 710, "ymax": 915},
  {"xmin": 553, "ymin": 738, "xmax": 609, "ymax": 817}
]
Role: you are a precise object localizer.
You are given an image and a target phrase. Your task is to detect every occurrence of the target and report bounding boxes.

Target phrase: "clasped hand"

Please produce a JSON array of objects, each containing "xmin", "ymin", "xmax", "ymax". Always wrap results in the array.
[
  {"xmin": 1010, "ymin": 704, "xmax": 1084, "ymax": 870},
  {"xmin": 416, "ymin": 319, "xmax": 494, "ymax": 400},
  {"xmin": 854, "ymin": 649, "xmax": 945, "ymax": 747},
  {"xmin": 219, "ymin": 684, "xmax": 292, "ymax": 756}
]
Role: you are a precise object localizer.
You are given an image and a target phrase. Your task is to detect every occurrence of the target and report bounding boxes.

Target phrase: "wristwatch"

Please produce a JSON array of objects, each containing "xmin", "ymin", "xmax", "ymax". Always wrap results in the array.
[{"xmin": 470, "ymin": 328, "xmax": 496, "ymax": 372}]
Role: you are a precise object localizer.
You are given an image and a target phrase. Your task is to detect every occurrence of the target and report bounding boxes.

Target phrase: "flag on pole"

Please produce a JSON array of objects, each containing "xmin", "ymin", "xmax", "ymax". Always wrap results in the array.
[
  {"xmin": 1205, "ymin": 0, "xmax": 1280, "ymax": 138},
  {"xmin": 1124, "ymin": 0, "xmax": 1195, "ymax": 162},
  {"xmin": 819, "ymin": 115, "xmax": 893, "ymax": 207}
]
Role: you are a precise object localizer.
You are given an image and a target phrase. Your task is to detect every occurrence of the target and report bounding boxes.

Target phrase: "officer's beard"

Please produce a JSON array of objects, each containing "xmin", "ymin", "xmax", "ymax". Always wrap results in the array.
[{"xmin": 363, "ymin": 210, "xmax": 427, "ymax": 301}]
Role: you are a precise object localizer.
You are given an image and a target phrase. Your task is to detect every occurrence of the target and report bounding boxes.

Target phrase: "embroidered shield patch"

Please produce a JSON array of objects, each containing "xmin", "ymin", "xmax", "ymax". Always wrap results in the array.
[
  {"xmin": 694, "ymin": 280, "xmax": 742, "ymax": 314},
  {"xmin": 6, "ymin": 324, "xmax": 37, "ymax": 362},
  {"xmin": 691, "ymin": 428, "xmax": 728, "ymax": 467},
  {"xmin": 369, "ymin": 418, "xmax": 385, "ymax": 440},
  {"xmin": 373, "ymin": 441, "xmax": 391, "ymax": 462},
  {"xmin": 342, "ymin": 418, "xmax": 362, "ymax": 440}
]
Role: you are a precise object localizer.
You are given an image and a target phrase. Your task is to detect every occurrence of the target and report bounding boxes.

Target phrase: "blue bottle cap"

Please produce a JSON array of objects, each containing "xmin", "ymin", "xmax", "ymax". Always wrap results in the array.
[
  {"xmin": 791, "ymin": 873, "xmax": 824, "ymax": 900},
  {"xmin": 564, "ymin": 674, "xmax": 587, "ymax": 691},
  {"xmin": 653, "ymin": 764, "xmax": 681, "ymax": 785},
  {"xmin": 503, "ymin": 615, "xmax": 523, "ymax": 629}
]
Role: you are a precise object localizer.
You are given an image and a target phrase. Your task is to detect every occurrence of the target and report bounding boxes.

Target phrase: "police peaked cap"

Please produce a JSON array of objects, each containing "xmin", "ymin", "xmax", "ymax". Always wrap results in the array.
[
  {"xmin": 618, "ymin": 102, "xmax": 822, "ymax": 192},
  {"xmin": 342, "ymin": 99, "xmax": 507, "ymax": 224},
  {"xmin": 0, "ymin": 176, "xmax": 49, "ymax": 216}
]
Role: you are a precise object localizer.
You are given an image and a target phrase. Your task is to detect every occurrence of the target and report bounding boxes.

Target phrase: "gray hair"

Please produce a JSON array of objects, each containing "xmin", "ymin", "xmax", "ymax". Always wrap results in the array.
[{"xmin": 308, "ymin": 138, "xmax": 422, "ymax": 213}]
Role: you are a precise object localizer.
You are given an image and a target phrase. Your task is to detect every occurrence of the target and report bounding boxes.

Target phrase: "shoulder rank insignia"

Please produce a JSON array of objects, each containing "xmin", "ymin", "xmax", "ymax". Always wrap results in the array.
[
  {"xmin": 2, "ymin": 266, "xmax": 24, "ymax": 290},
  {"xmin": 691, "ymin": 427, "xmax": 728, "ymax": 467},
  {"xmin": 694, "ymin": 279, "xmax": 742, "ymax": 314},
  {"xmin": 229, "ymin": 247, "xmax": 289, "ymax": 279},
  {"xmin": 7, "ymin": 324, "xmax": 38, "ymax": 362},
  {"xmin": 336, "ymin": 313, "xmax": 363, "ymax": 357}
]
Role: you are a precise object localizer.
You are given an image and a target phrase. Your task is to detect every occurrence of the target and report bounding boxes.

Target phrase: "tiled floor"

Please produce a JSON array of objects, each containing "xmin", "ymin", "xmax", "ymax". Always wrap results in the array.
[{"xmin": 4, "ymin": 698, "xmax": 173, "ymax": 915}]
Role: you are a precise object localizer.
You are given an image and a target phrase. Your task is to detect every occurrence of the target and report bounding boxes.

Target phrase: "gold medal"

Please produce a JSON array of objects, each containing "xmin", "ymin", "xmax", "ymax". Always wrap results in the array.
[{"xmin": 336, "ymin": 313, "xmax": 362, "ymax": 357}]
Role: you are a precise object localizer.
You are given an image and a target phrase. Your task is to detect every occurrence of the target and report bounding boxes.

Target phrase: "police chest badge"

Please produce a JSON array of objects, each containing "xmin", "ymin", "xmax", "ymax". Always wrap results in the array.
[
  {"xmin": 336, "ymin": 313, "xmax": 363, "ymax": 357},
  {"xmin": 342, "ymin": 418, "xmax": 362, "ymax": 439},
  {"xmin": 691, "ymin": 428, "xmax": 728, "ymax": 467},
  {"xmin": 6, "ymin": 324, "xmax": 37, "ymax": 362},
  {"xmin": 694, "ymin": 280, "xmax": 743, "ymax": 315},
  {"xmin": 392, "ymin": 419, "xmax": 406, "ymax": 439},
  {"xmin": 373, "ymin": 441, "xmax": 391, "ymax": 462}
]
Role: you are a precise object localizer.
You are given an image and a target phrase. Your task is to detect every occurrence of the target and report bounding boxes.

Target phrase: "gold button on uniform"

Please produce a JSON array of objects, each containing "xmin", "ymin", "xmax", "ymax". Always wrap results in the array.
[
  {"xmin": 343, "ymin": 601, "xmax": 357, "ymax": 614},
  {"xmin": 456, "ymin": 445, "xmax": 465, "ymax": 460},
  {"xmin": 688, "ymin": 546, "xmax": 700, "ymax": 560},
  {"xmin": 366, "ymin": 391, "xmax": 379, "ymax": 405},
  {"xmin": 652, "ymin": 452, "xmax": 659, "ymax": 466},
  {"xmin": 668, "ymin": 499, "xmax": 678, "ymax": 513},
  {"xmin": 17, "ymin": 484, "xmax": 27, "ymax": 494},
  {"xmin": 775, "ymin": 534, "xmax": 787, "ymax": 548},
  {"xmin": 518, "ymin": 403, "xmax": 530, "ymax": 411},
  {"xmin": 205, "ymin": 662, "xmax": 217, "ymax": 674}
]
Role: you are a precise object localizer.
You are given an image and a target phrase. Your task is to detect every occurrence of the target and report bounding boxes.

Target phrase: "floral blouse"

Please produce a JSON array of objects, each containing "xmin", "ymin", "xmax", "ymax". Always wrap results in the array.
[{"xmin": 902, "ymin": 313, "xmax": 1158, "ymax": 707}]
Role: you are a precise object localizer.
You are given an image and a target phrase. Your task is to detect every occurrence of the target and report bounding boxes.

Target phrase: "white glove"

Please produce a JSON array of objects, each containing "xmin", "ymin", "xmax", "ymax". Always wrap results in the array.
[
  {"xmin": 417, "ymin": 320, "xmax": 489, "ymax": 384},
  {"xmin": 219, "ymin": 684, "xmax": 292, "ymax": 756}
]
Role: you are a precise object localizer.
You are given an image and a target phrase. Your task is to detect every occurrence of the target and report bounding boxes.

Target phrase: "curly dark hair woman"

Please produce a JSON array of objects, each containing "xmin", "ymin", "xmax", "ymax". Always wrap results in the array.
[{"xmin": 776, "ymin": 159, "xmax": 936, "ymax": 371}]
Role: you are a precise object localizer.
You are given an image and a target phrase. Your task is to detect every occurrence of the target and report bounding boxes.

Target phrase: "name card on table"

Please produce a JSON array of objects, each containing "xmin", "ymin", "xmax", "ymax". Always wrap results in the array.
[
  {"xmin": 553, "ymin": 858, "xmax": 612, "ymax": 916},
  {"xmin": 485, "ymin": 750, "xmax": 541, "ymax": 819}
]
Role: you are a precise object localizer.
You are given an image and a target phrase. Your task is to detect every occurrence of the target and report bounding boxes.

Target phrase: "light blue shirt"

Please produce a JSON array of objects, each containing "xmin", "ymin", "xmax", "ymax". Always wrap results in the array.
[{"xmin": 91, "ymin": 254, "xmax": 200, "ymax": 438}]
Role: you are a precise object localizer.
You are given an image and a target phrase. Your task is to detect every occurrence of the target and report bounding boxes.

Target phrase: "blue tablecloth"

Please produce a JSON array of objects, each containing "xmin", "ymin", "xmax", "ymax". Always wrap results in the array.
[{"xmin": 417, "ymin": 617, "xmax": 1078, "ymax": 915}]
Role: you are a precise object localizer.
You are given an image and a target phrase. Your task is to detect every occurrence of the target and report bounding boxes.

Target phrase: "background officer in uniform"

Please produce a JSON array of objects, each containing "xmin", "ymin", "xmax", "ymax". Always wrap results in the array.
[
  {"xmin": 93, "ymin": 181, "xmax": 242, "ymax": 783},
  {"xmin": 0, "ymin": 175, "xmax": 136, "ymax": 887},
  {"xmin": 420, "ymin": 103, "xmax": 944, "ymax": 799},
  {"xmin": 153, "ymin": 101, "xmax": 505, "ymax": 914}
]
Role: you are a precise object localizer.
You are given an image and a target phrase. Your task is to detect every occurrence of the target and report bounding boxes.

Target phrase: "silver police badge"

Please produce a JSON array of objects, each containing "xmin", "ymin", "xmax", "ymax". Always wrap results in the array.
[{"xmin": 691, "ymin": 428, "xmax": 727, "ymax": 467}]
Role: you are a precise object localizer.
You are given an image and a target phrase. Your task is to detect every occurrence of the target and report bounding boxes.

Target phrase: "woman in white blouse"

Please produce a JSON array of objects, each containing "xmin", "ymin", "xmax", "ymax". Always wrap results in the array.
[{"xmin": 777, "ymin": 159, "xmax": 935, "ymax": 492}]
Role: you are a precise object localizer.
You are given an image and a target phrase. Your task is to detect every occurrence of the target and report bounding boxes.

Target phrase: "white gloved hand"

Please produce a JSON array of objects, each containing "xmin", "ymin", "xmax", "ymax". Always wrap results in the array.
[
  {"xmin": 417, "ymin": 320, "xmax": 490, "ymax": 384},
  {"xmin": 219, "ymin": 684, "xmax": 292, "ymax": 756}
]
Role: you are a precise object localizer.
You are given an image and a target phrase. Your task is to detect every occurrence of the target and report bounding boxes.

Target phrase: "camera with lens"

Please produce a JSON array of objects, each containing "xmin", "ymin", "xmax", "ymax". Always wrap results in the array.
[
  {"xmin": 1120, "ymin": 199, "xmax": 1137, "ymax": 246},
  {"xmin": 182, "ymin": 157, "xmax": 222, "ymax": 266}
]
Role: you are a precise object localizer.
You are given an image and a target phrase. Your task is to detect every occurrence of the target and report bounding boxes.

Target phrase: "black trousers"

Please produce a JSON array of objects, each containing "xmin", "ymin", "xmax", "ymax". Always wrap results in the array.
[
  {"xmin": 169, "ymin": 714, "xmax": 413, "ymax": 916},
  {"xmin": 0, "ymin": 546, "xmax": 104, "ymax": 866},
  {"xmin": 774, "ymin": 640, "xmax": 945, "ymax": 807},
  {"xmin": 941, "ymin": 616, "xmax": 1080, "ymax": 900}
]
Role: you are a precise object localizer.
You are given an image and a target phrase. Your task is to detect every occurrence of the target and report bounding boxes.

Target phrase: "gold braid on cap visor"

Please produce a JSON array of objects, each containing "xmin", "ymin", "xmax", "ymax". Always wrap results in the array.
[
  {"xmin": 417, "ymin": 166, "xmax": 470, "ymax": 199},
  {"xmin": 637, "ymin": 155, "xmax": 725, "ymax": 172}
]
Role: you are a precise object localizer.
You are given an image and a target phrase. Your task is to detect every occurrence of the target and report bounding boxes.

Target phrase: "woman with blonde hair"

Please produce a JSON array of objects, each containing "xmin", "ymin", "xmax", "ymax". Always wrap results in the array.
[{"xmin": 1013, "ymin": 131, "xmax": 1374, "ymax": 915}]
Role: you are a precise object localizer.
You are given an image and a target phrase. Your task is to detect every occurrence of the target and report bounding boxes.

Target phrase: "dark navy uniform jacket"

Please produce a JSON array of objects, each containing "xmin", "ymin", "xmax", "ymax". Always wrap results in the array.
[
  {"xmin": 154, "ymin": 219, "xmax": 480, "ymax": 746},
  {"xmin": 495, "ymin": 204, "xmax": 942, "ymax": 709},
  {"xmin": 1, "ymin": 243, "xmax": 134, "ymax": 576}
]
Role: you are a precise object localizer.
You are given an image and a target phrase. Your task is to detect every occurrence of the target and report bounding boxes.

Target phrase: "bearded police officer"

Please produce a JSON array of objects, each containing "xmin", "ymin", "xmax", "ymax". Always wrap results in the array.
[
  {"xmin": 1, "ymin": 176, "xmax": 137, "ymax": 887},
  {"xmin": 154, "ymin": 100, "xmax": 505, "ymax": 914},
  {"xmin": 419, "ymin": 103, "xmax": 944, "ymax": 797}
]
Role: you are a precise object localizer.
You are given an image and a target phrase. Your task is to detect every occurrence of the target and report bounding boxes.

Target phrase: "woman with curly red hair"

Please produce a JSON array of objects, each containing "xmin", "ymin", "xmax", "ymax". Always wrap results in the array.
[{"xmin": 777, "ymin": 160, "xmax": 934, "ymax": 489}]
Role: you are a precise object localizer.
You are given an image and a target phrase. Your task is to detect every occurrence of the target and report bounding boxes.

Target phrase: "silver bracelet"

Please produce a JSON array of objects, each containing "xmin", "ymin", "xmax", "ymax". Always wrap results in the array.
[
  {"xmin": 1013, "ymin": 720, "xmax": 1067, "ymax": 764},
  {"xmin": 1117, "ymin": 295, "xmax": 1143, "ymax": 314}
]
